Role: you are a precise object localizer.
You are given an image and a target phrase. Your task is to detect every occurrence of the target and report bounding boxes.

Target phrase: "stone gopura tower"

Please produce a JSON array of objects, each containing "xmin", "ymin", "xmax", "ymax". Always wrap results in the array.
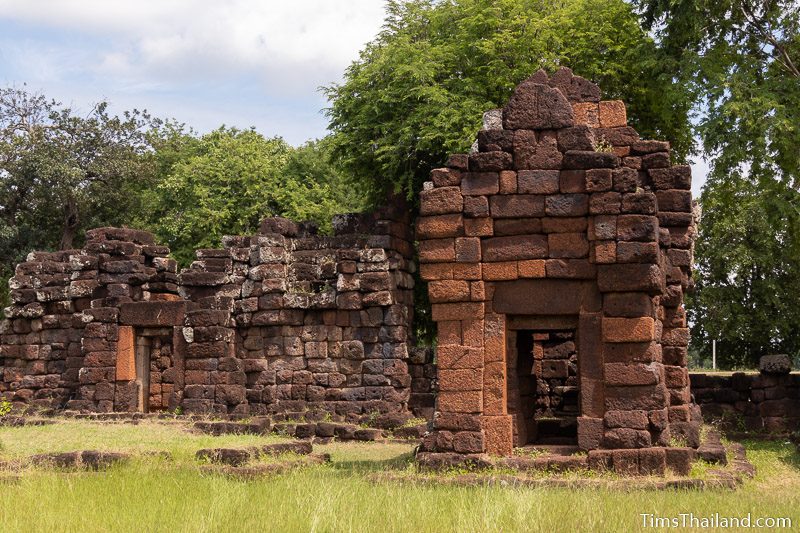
[{"xmin": 417, "ymin": 68, "xmax": 700, "ymax": 470}]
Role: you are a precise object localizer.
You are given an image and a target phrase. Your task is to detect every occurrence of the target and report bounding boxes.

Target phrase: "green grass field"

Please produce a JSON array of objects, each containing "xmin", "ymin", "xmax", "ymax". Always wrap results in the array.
[{"xmin": 0, "ymin": 419, "xmax": 798, "ymax": 532}]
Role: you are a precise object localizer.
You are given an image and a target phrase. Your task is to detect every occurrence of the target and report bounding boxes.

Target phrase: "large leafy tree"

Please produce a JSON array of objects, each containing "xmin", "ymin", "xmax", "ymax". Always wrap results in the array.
[
  {"xmin": 145, "ymin": 128, "xmax": 364, "ymax": 265},
  {"xmin": 145, "ymin": 127, "xmax": 292, "ymax": 265},
  {"xmin": 324, "ymin": 0, "xmax": 694, "ymax": 204},
  {"xmin": 275, "ymin": 138, "xmax": 368, "ymax": 235},
  {"xmin": 635, "ymin": 0, "xmax": 800, "ymax": 365},
  {"xmin": 0, "ymin": 87, "xmax": 156, "ymax": 305},
  {"xmin": 690, "ymin": 174, "xmax": 800, "ymax": 367}
]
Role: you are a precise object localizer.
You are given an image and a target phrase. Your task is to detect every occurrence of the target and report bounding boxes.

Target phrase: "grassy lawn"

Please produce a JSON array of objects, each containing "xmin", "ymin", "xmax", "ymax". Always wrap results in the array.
[{"xmin": 0, "ymin": 419, "xmax": 798, "ymax": 532}]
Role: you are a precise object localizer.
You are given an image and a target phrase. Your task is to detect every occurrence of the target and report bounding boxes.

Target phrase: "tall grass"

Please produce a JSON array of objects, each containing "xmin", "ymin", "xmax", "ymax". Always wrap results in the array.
[{"xmin": 0, "ymin": 421, "xmax": 798, "ymax": 532}]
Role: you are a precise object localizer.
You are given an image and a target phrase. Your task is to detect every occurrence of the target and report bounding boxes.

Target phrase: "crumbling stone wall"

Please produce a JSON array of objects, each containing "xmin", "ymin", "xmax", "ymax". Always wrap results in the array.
[
  {"xmin": 175, "ymin": 207, "xmax": 416, "ymax": 418},
  {"xmin": 0, "ymin": 228, "xmax": 178, "ymax": 410},
  {"xmin": 416, "ymin": 68, "xmax": 701, "ymax": 472},
  {"xmin": 1, "ymin": 205, "xmax": 421, "ymax": 422},
  {"xmin": 690, "ymin": 370, "xmax": 800, "ymax": 433}
]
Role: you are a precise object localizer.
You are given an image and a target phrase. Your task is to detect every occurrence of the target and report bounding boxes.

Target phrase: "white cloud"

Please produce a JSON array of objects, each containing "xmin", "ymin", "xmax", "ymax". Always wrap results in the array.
[
  {"xmin": 0, "ymin": 0, "xmax": 389, "ymax": 142},
  {"xmin": 0, "ymin": 0, "xmax": 388, "ymax": 91}
]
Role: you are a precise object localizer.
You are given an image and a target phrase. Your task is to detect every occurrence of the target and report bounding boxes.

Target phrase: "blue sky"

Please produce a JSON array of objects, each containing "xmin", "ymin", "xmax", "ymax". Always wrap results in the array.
[{"xmin": 0, "ymin": 0, "xmax": 708, "ymax": 194}]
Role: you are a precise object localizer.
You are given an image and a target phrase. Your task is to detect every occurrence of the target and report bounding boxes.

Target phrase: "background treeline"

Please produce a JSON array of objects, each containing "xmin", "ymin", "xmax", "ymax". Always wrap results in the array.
[
  {"xmin": 1, "ymin": 0, "xmax": 797, "ymax": 368},
  {"xmin": 0, "ymin": 92, "xmax": 367, "ymax": 284}
]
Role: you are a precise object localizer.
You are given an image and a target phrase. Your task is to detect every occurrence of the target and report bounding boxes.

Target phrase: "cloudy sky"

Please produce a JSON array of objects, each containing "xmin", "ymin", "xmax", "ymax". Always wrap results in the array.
[
  {"xmin": 0, "ymin": 0, "xmax": 707, "ymax": 193},
  {"xmin": 0, "ymin": 0, "xmax": 387, "ymax": 144}
]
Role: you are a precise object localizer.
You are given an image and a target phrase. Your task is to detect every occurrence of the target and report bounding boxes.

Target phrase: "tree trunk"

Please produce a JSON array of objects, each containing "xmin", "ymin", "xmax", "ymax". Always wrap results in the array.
[{"xmin": 59, "ymin": 197, "xmax": 79, "ymax": 250}]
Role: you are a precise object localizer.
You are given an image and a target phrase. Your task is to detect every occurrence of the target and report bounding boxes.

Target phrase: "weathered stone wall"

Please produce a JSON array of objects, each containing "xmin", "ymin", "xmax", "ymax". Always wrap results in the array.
[
  {"xmin": 175, "ymin": 206, "xmax": 416, "ymax": 418},
  {"xmin": 1, "ymin": 204, "xmax": 421, "ymax": 422},
  {"xmin": 416, "ymin": 67, "xmax": 701, "ymax": 470},
  {"xmin": 0, "ymin": 228, "xmax": 178, "ymax": 410},
  {"xmin": 691, "ymin": 371, "xmax": 800, "ymax": 433}
]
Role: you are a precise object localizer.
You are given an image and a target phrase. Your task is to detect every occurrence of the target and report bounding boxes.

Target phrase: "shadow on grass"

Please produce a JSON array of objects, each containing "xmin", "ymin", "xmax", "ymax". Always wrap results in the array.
[
  {"xmin": 777, "ymin": 443, "xmax": 800, "ymax": 471},
  {"xmin": 329, "ymin": 452, "xmax": 416, "ymax": 474},
  {"xmin": 741, "ymin": 438, "xmax": 800, "ymax": 471}
]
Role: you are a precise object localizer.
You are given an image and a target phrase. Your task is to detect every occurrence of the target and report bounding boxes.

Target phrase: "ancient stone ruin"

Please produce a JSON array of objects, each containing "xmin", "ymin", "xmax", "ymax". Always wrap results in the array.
[
  {"xmin": 0, "ymin": 204, "xmax": 435, "ymax": 424},
  {"xmin": 1, "ymin": 67, "xmax": 707, "ymax": 473},
  {"xmin": 415, "ymin": 68, "xmax": 701, "ymax": 473}
]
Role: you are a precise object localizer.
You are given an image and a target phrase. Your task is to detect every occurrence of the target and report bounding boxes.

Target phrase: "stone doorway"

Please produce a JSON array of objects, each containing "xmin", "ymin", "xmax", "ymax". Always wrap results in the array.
[
  {"xmin": 134, "ymin": 328, "xmax": 177, "ymax": 413},
  {"xmin": 507, "ymin": 316, "xmax": 580, "ymax": 447}
]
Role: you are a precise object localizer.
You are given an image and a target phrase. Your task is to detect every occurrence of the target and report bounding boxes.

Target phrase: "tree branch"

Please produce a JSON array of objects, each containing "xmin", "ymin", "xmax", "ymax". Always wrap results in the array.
[{"xmin": 740, "ymin": 1, "xmax": 800, "ymax": 77}]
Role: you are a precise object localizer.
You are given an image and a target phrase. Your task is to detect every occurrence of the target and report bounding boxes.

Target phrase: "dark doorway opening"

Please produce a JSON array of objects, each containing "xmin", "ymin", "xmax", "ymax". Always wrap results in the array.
[
  {"xmin": 134, "ymin": 328, "xmax": 177, "ymax": 413},
  {"xmin": 508, "ymin": 326, "xmax": 579, "ymax": 445}
]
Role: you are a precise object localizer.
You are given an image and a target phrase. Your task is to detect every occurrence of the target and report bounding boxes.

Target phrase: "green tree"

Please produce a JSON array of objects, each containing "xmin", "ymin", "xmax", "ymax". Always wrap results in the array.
[
  {"xmin": 146, "ymin": 129, "xmax": 365, "ymax": 265},
  {"xmin": 275, "ymin": 138, "xmax": 368, "ymax": 235},
  {"xmin": 146, "ymin": 127, "xmax": 292, "ymax": 265},
  {"xmin": 635, "ymin": 0, "xmax": 800, "ymax": 365},
  {"xmin": 324, "ymin": 0, "xmax": 694, "ymax": 204},
  {"xmin": 689, "ymin": 175, "xmax": 800, "ymax": 367},
  {"xmin": 0, "ymin": 87, "xmax": 156, "ymax": 305}
]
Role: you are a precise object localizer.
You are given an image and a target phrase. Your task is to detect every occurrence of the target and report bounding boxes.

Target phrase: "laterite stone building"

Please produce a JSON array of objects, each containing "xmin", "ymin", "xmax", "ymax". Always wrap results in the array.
[
  {"xmin": 1, "ymin": 68, "xmax": 703, "ymax": 472},
  {"xmin": 416, "ymin": 68, "xmax": 701, "ymax": 472},
  {"xmin": 0, "ymin": 207, "xmax": 434, "ymax": 423}
]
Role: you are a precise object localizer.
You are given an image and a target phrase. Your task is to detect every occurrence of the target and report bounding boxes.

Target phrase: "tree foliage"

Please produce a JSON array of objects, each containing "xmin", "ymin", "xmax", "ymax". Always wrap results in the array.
[
  {"xmin": 689, "ymin": 174, "xmax": 800, "ymax": 367},
  {"xmin": 145, "ymin": 128, "xmax": 365, "ymax": 265},
  {"xmin": 636, "ymin": 0, "xmax": 800, "ymax": 365},
  {"xmin": 0, "ymin": 87, "xmax": 366, "ymax": 304},
  {"xmin": 0, "ymin": 87, "xmax": 157, "ymax": 305},
  {"xmin": 636, "ymin": 0, "xmax": 799, "ymax": 183},
  {"xmin": 275, "ymin": 138, "xmax": 368, "ymax": 235},
  {"xmin": 0, "ymin": 89, "xmax": 156, "ymax": 252},
  {"xmin": 324, "ymin": 0, "xmax": 695, "ymax": 204}
]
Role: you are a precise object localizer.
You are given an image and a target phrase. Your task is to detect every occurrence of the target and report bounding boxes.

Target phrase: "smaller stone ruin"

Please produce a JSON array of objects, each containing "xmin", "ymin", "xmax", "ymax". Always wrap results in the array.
[
  {"xmin": 0, "ymin": 203, "xmax": 435, "ymax": 425},
  {"xmin": 416, "ymin": 67, "xmax": 701, "ymax": 473}
]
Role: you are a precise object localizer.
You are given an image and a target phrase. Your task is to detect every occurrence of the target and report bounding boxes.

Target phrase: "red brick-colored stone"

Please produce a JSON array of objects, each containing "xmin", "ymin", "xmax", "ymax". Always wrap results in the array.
[
  {"xmin": 483, "ymin": 361, "xmax": 506, "ymax": 415},
  {"xmin": 585, "ymin": 168, "xmax": 612, "ymax": 192},
  {"xmin": 482, "ymin": 235, "xmax": 547, "ymax": 262},
  {"xmin": 616, "ymin": 241, "xmax": 659, "ymax": 264},
  {"xmin": 417, "ymin": 214, "xmax": 464, "ymax": 239},
  {"xmin": 431, "ymin": 167, "xmax": 463, "ymax": 187},
  {"xmin": 499, "ymin": 170, "xmax": 517, "ymax": 194},
  {"xmin": 548, "ymin": 233, "xmax": 589, "ymax": 258},
  {"xmin": 490, "ymin": 195, "xmax": 545, "ymax": 218},
  {"xmin": 437, "ymin": 346, "xmax": 483, "ymax": 370},
  {"xmin": 461, "ymin": 172, "xmax": 499, "ymax": 196},
  {"xmin": 455, "ymin": 237, "xmax": 481, "ymax": 263},
  {"xmin": 482, "ymin": 262, "xmax": 519, "ymax": 281},
  {"xmin": 572, "ymin": 102, "xmax": 600, "ymax": 128},
  {"xmin": 428, "ymin": 280, "xmax": 470, "ymax": 303},
  {"xmin": 439, "ymin": 369, "xmax": 482, "ymax": 391},
  {"xmin": 431, "ymin": 302, "xmax": 484, "ymax": 321},
  {"xmin": 115, "ymin": 325, "xmax": 135, "ymax": 381},
  {"xmin": 420, "ymin": 186, "xmax": 463, "ymax": 216},
  {"xmin": 603, "ymin": 317, "xmax": 656, "ymax": 343},
  {"xmin": 604, "ymin": 362, "xmax": 660, "ymax": 386},
  {"xmin": 464, "ymin": 217, "xmax": 494, "ymax": 237},
  {"xmin": 518, "ymin": 170, "xmax": 559, "ymax": 194},
  {"xmin": 438, "ymin": 390, "xmax": 483, "ymax": 413},
  {"xmin": 418, "ymin": 238, "xmax": 455, "ymax": 263},
  {"xmin": 592, "ymin": 241, "xmax": 616, "ymax": 264},
  {"xmin": 599, "ymin": 100, "xmax": 626, "ymax": 128},
  {"xmin": 656, "ymin": 190, "xmax": 692, "ymax": 212},
  {"xmin": 482, "ymin": 415, "xmax": 513, "ymax": 455},
  {"xmin": 518, "ymin": 260, "xmax": 546, "ymax": 278},
  {"xmin": 419, "ymin": 263, "xmax": 454, "ymax": 281}
]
